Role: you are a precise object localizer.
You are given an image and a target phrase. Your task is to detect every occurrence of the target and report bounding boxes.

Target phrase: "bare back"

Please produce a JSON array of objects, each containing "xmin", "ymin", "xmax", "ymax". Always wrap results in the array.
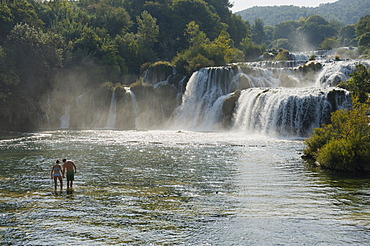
[{"xmin": 63, "ymin": 161, "xmax": 76, "ymax": 172}]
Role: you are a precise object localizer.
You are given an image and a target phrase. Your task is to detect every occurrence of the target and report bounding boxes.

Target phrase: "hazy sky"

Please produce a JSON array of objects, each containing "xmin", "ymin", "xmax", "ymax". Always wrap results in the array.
[{"xmin": 231, "ymin": 0, "xmax": 339, "ymax": 12}]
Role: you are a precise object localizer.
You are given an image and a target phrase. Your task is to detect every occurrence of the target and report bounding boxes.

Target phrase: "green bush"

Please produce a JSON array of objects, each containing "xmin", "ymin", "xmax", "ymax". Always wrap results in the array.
[
  {"xmin": 303, "ymin": 100, "xmax": 370, "ymax": 173},
  {"xmin": 317, "ymin": 138, "xmax": 370, "ymax": 172},
  {"xmin": 274, "ymin": 49, "xmax": 291, "ymax": 61},
  {"xmin": 338, "ymin": 64, "xmax": 370, "ymax": 103}
]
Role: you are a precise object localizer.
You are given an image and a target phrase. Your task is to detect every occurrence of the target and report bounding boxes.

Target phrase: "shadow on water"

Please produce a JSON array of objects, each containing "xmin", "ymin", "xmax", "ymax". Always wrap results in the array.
[{"xmin": 52, "ymin": 189, "xmax": 74, "ymax": 196}]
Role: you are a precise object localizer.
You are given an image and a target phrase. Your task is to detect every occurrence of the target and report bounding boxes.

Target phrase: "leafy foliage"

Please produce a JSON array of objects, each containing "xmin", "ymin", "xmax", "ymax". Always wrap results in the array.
[
  {"xmin": 304, "ymin": 66, "xmax": 370, "ymax": 173},
  {"xmin": 338, "ymin": 64, "xmax": 370, "ymax": 103},
  {"xmin": 236, "ymin": 0, "xmax": 370, "ymax": 26},
  {"xmin": 173, "ymin": 21, "xmax": 239, "ymax": 74},
  {"xmin": 304, "ymin": 100, "xmax": 370, "ymax": 173}
]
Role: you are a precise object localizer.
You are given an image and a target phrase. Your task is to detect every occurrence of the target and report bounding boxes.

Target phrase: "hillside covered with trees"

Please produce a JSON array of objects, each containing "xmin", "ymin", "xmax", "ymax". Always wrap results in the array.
[{"xmin": 236, "ymin": 0, "xmax": 370, "ymax": 26}]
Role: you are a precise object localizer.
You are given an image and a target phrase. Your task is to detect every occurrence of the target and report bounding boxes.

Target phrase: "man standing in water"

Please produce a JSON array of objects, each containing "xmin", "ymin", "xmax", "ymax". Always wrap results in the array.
[{"xmin": 62, "ymin": 159, "xmax": 77, "ymax": 190}]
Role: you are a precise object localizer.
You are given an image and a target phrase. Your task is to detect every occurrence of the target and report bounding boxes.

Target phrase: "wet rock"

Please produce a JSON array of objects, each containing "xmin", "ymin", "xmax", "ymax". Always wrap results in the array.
[
  {"xmin": 239, "ymin": 76, "xmax": 251, "ymax": 90},
  {"xmin": 297, "ymin": 61, "xmax": 323, "ymax": 74},
  {"xmin": 222, "ymin": 90, "xmax": 241, "ymax": 128},
  {"xmin": 279, "ymin": 74, "xmax": 298, "ymax": 87},
  {"xmin": 143, "ymin": 62, "xmax": 174, "ymax": 85}
]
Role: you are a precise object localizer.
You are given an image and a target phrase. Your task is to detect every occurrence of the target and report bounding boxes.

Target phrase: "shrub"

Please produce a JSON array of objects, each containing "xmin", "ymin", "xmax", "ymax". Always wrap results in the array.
[
  {"xmin": 303, "ymin": 100, "xmax": 370, "ymax": 173},
  {"xmin": 275, "ymin": 49, "xmax": 291, "ymax": 61},
  {"xmin": 317, "ymin": 138, "xmax": 370, "ymax": 172},
  {"xmin": 338, "ymin": 64, "xmax": 370, "ymax": 103}
]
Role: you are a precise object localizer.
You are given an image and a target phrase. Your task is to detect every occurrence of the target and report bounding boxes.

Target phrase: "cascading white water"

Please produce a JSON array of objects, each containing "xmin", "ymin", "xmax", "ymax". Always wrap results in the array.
[
  {"xmin": 234, "ymin": 65, "xmax": 300, "ymax": 88},
  {"xmin": 105, "ymin": 90, "xmax": 117, "ymax": 129},
  {"xmin": 173, "ymin": 67, "xmax": 236, "ymax": 130},
  {"xmin": 173, "ymin": 59, "xmax": 368, "ymax": 136},
  {"xmin": 126, "ymin": 87, "xmax": 138, "ymax": 129},
  {"xmin": 60, "ymin": 105, "xmax": 71, "ymax": 129},
  {"xmin": 233, "ymin": 87, "xmax": 350, "ymax": 137},
  {"xmin": 316, "ymin": 60, "xmax": 370, "ymax": 87},
  {"xmin": 76, "ymin": 94, "xmax": 84, "ymax": 106},
  {"xmin": 173, "ymin": 64, "xmax": 305, "ymax": 130}
]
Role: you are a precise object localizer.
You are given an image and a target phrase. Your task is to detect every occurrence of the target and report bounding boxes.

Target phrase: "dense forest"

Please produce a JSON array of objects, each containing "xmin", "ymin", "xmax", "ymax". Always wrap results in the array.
[
  {"xmin": 236, "ymin": 0, "xmax": 370, "ymax": 26},
  {"xmin": 0, "ymin": 0, "xmax": 369, "ymax": 131}
]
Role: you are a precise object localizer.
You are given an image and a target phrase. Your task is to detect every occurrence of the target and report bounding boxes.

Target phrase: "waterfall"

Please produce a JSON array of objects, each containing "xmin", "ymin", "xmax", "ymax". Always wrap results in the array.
[
  {"xmin": 315, "ymin": 60, "xmax": 370, "ymax": 87},
  {"xmin": 172, "ymin": 60, "xmax": 369, "ymax": 136},
  {"xmin": 127, "ymin": 87, "xmax": 138, "ymax": 129},
  {"xmin": 60, "ymin": 105, "xmax": 71, "ymax": 129},
  {"xmin": 233, "ymin": 87, "xmax": 350, "ymax": 137},
  {"xmin": 105, "ymin": 90, "xmax": 117, "ymax": 129},
  {"xmin": 173, "ymin": 67, "xmax": 236, "ymax": 130},
  {"xmin": 76, "ymin": 94, "xmax": 84, "ymax": 106},
  {"xmin": 291, "ymin": 52, "xmax": 310, "ymax": 61},
  {"xmin": 173, "ymin": 64, "xmax": 304, "ymax": 130}
]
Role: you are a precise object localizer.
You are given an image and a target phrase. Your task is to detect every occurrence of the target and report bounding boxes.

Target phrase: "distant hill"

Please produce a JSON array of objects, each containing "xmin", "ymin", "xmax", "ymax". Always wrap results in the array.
[{"xmin": 235, "ymin": 0, "xmax": 370, "ymax": 26}]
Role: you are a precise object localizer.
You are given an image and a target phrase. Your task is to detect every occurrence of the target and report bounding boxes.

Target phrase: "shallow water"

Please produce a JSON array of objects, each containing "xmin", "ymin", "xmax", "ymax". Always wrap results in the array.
[{"xmin": 0, "ymin": 130, "xmax": 369, "ymax": 245}]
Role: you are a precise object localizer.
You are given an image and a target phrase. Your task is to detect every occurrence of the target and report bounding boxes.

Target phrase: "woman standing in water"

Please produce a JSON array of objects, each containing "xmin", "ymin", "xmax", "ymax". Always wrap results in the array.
[{"xmin": 51, "ymin": 160, "xmax": 63, "ymax": 191}]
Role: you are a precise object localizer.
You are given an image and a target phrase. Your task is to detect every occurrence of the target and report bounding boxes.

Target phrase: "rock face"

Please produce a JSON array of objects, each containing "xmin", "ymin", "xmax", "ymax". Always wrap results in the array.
[
  {"xmin": 297, "ymin": 61, "xmax": 323, "ymax": 74},
  {"xmin": 143, "ymin": 62, "xmax": 175, "ymax": 85},
  {"xmin": 222, "ymin": 90, "xmax": 241, "ymax": 128},
  {"xmin": 130, "ymin": 82, "xmax": 177, "ymax": 129}
]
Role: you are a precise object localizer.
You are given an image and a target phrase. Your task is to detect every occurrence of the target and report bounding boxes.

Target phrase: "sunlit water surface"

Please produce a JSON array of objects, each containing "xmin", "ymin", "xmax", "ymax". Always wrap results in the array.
[{"xmin": 0, "ymin": 130, "xmax": 369, "ymax": 245}]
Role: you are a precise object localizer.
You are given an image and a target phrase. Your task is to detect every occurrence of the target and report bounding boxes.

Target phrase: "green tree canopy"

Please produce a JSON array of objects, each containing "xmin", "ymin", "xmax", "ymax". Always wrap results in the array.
[
  {"xmin": 252, "ymin": 18, "xmax": 266, "ymax": 44},
  {"xmin": 339, "ymin": 64, "xmax": 370, "ymax": 103},
  {"xmin": 297, "ymin": 15, "xmax": 338, "ymax": 50},
  {"xmin": 355, "ymin": 15, "xmax": 370, "ymax": 37}
]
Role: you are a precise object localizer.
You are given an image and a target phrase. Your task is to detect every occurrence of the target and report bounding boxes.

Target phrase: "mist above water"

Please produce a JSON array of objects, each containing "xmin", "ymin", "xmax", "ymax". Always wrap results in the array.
[{"xmin": 39, "ymin": 58, "xmax": 370, "ymax": 137}]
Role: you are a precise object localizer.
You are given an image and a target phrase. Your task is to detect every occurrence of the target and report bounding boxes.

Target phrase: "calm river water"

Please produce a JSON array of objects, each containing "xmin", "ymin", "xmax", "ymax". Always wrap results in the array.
[{"xmin": 0, "ymin": 130, "xmax": 369, "ymax": 245}]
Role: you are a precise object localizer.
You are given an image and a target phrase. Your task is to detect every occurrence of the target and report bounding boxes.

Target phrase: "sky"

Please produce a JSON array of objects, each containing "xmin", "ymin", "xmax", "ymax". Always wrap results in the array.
[{"xmin": 231, "ymin": 0, "xmax": 339, "ymax": 12}]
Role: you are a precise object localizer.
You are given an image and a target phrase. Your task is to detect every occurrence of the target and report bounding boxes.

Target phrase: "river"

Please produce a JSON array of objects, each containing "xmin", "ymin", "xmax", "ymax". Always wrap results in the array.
[{"xmin": 0, "ymin": 130, "xmax": 369, "ymax": 245}]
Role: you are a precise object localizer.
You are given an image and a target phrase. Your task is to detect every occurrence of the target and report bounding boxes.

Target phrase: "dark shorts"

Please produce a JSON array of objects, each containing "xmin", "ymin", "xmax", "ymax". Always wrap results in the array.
[{"xmin": 66, "ymin": 170, "xmax": 74, "ymax": 181}]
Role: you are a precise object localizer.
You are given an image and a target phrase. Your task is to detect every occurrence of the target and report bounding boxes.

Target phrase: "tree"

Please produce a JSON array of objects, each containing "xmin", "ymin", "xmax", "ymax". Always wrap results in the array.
[
  {"xmin": 296, "ymin": 15, "xmax": 338, "ymax": 50},
  {"xmin": 303, "ymin": 100, "xmax": 370, "ymax": 173},
  {"xmin": 273, "ymin": 20, "xmax": 299, "ymax": 43},
  {"xmin": 6, "ymin": 23, "xmax": 65, "ymax": 76},
  {"xmin": 172, "ymin": 0, "xmax": 222, "ymax": 40},
  {"xmin": 0, "ymin": 0, "xmax": 43, "ymax": 41},
  {"xmin": 207, "ymin": 29, "xmax": 235, "ymax": 65},
  {"xmin": 185, "ymin": 20, "xmax": 210, "ymax": 47},
  {"xmin": 115, "ymin": 33, "xmax": 143, "ymax": 75},
  {"xmin": 173, "ymin": 21, "xmax": 238, "ymax": 74},
  {"xmin": 89, "ymin": 1, "xmax": 132, "ymax": 36},
  {"xmin": 355, "ymin": 15, "xmax": 370, "ymax": 55},
  {"xmin": 338, "ymin": 24, "xmax": 356, "ymax": 46},
  {"xmin": 269, "ymin": 38, "xmax": 291, "ymax": 50},
  {"xmin": 72, "ymin": 26, "xmax": 104, "ymax": 58},
  {"xmin": 252, "ymin": 18, "xmax": 266, "ymax": 44},
  {"xmin": 355, "ymin": 15, "xmax": 370, "ymax": 37},
  {"xmin": 339, "ymin": 64, "xmax": 370, "ymax": 103},
  {"xmin": 239, "ymin": 37, "xmax": 264, "ymax": 61},
  {"xmin": 320, "ymin": 37, "xmax": 338, "ymax": 50},
  {"xmin": 136, "ymin": 10, "xmax": 159, "ymax": 48},
  {"xmin": 357, "ymin": 32, "xmax": 370, "ymax": 51},
  {"xmin": 0, "ymin": 45, "xmax": 19, "ymax": 102}
]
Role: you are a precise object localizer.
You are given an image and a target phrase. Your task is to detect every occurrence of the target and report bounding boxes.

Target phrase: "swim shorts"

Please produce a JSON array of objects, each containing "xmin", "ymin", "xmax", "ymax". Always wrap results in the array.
[{"xmin": 66, "ymin": 170, "xmax": 74, "ymax": 181}]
